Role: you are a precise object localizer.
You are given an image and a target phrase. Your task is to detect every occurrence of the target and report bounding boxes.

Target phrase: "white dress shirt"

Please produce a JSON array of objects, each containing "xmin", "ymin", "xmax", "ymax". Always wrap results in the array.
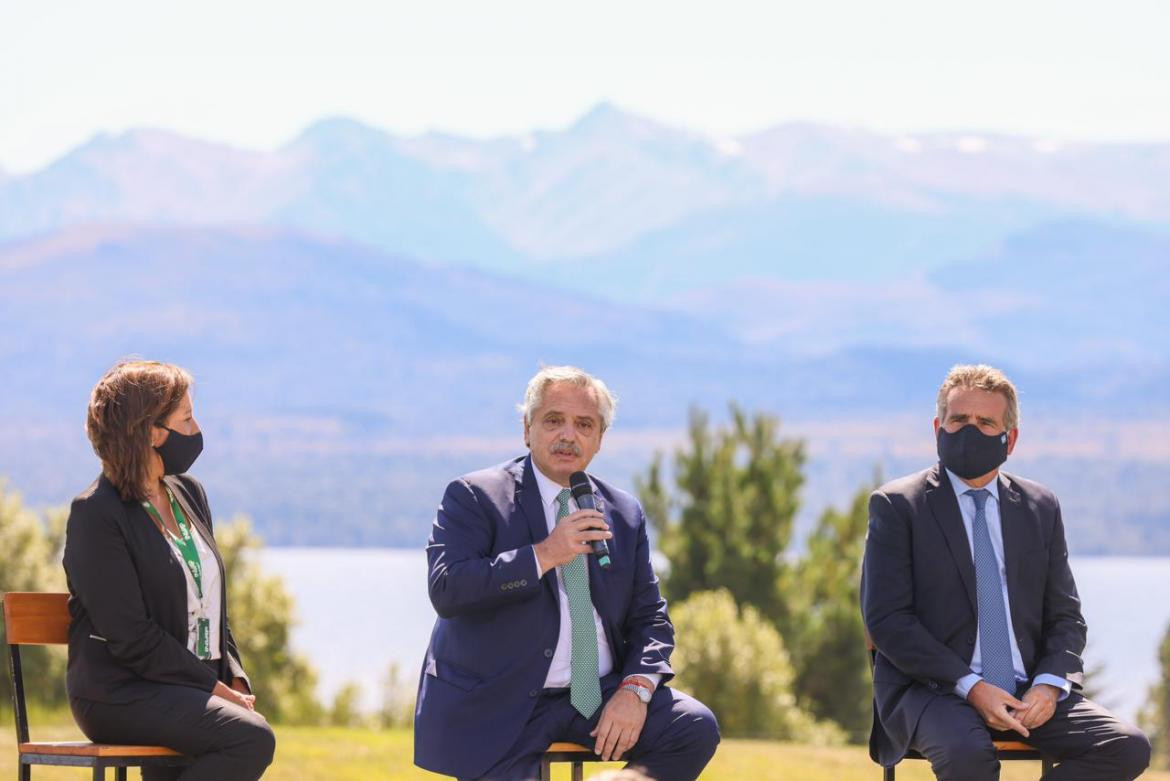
[{"xmin": 530, "ymin": 465, "xmax": 659, "ymax": 691}]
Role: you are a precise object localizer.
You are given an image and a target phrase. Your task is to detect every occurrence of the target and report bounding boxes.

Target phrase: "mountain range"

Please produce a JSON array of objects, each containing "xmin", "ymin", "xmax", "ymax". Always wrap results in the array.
[{"xmin": 1, "ymin": 105, "xmax": 1167, "ymax": 552}]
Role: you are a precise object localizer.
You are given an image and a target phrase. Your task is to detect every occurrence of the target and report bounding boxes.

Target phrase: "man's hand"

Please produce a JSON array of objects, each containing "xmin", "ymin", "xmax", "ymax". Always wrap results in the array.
[
  {"xmin": 533, "ymin": 509, "xmax": 611, "ymax": 574},
  {"xmin": 1018, "ymin": 684, "xmax": 1059, "ymax": 729},
  {"xmin": 231, "ymin": 677, "xmax": 252, "ymax": 696},
  {"xmin": 590, "ymin": 689, "xmax": 648, "ymax": 761},
  {"xmin": 967, "ymin": 680, "xmax": 1031, "ymax": 737}
]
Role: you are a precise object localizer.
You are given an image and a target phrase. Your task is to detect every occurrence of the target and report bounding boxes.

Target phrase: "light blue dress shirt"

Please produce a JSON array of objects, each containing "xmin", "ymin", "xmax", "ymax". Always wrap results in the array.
[{"xmin": 944, "ymin": 469, "xmax": 1071, "ymax": 701}]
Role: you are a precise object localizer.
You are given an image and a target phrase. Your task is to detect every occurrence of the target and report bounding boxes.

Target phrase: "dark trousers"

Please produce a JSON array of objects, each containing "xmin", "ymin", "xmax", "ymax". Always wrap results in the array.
[
  {"xmin": 465, "ymin": 675, "xmax": 720, "ymax": 781},
  {"xmin": 70, "ymin": 683, "xmax": 276, "ymax": 781},
  {"xmin": 910, "ymin": 690, "xmax": 1150, "ymax": 781}
]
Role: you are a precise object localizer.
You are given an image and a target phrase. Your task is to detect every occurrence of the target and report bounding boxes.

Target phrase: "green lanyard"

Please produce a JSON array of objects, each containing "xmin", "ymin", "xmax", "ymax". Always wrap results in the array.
[{"xmin": 143, "ymin": 487, "xmax": 211, "ymax": 659}]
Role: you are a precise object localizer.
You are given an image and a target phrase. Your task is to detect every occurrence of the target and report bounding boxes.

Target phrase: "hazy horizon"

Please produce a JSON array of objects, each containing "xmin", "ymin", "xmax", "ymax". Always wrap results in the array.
[{"xmin": 4, "ymin": 0, "xmax": 1168, "ymax": 173}]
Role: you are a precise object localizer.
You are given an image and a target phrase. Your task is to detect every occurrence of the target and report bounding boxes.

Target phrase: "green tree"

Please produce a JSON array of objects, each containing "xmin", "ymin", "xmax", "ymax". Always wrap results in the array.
[
  {"xmin": 217, "ymin": 517, "xmax": 323, "ymax": 724},
  {"xmin": 0, "ymin": 480, "xmax": 67, "ymax": 708},
  {"xmin": 329, "ymin": 681, "xmax": 367, "ymax": 727},
  {"xmin": 637, "ymin": 405, "xmax": 804, "ymax": 627},
  {"xmin": 1141, "ymin": 621, "xmax": 1170, "ymax": 768},
  {"xmin": 669, "ymin": 589, "xmax": 842, "ymax": 743},
  {"xmin": 784, "ymin": 480, "xmax": 876, "ymax": 742},
  {"xmin": 378, "ymin": 661, "xmax": 416, "ymax": 728}
]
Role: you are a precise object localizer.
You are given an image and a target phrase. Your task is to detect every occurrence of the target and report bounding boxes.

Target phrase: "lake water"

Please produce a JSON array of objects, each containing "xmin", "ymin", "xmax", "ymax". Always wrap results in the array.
[{"xmin": 260, "ymin": 549, "xmax": 1170, "ymax": 722}]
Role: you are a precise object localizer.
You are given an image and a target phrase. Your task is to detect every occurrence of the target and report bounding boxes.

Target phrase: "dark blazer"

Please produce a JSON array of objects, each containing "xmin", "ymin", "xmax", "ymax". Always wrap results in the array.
[
  {"xmin": 860, "ymin": 464, "xmax": 1086, "ymax": 766},
  {"xmin": 414, "ymin": 456, "xmax": 674, "ymax": 779},
  {"xmin": 62, "ymin": 473, "xmax": 249, "ymax": 704}
]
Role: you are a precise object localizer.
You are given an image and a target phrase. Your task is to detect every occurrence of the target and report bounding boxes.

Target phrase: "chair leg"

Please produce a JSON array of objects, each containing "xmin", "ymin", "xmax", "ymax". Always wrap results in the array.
[
  {"xmin": 19, "ymin": 760, "xmax": 31, "ymax": 781},
  {"xmin": 1042, "ymin": 756, "xmax": 1054, "ymax": 775},
  {"xmin": 92, "ymin": 765, "xmax": 104, "ymax": 781},
  {"xmin": 540, "ymin": 757, "xmax": 551, "ymax": 781},
  {"xmin": 883, "ymin": 764, "xmax": 895, "ymax": 781},
  {"xmin": 572, "ymin": 760, "xmax": 584, "ymax": 781},
  {"xmin": 115, "ymin": 768, "xmax": 127, "ymax": 781}
]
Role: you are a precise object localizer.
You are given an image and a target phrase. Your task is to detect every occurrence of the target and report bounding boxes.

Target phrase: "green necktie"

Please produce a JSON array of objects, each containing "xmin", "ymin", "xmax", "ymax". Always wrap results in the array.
[{"xmin": 556, "ymin": 488, "xmax": 603, "ymax": 719}]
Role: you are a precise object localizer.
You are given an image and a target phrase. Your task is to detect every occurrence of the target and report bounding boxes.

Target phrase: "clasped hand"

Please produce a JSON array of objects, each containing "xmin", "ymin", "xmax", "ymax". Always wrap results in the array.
[
  {"xmin": 968, "ymin": 681, "xmax": 1059, "ymax": 736},
  {"xmin": 533, "ymin": 509, "xmax": 611, "ymax": 573},
  {"xmin": 214, "ymin": 677, "xmax": 258, "ymax": 713}
]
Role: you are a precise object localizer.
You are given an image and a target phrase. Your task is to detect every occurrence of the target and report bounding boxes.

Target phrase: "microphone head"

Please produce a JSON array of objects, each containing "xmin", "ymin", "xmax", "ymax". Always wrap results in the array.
[{"xmin": 569, "ymin": 471, "xmax": 592, "ymax": 501}]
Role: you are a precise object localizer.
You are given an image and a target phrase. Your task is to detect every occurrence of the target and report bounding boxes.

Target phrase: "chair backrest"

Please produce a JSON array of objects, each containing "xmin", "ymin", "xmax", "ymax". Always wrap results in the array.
[
  {"xmin": 4, "ymin": 592, "xmax": 70, "ymax": 745},
  {"xmin": 4, "ymin": 592, "xmax": 70, "ymax": 645}
]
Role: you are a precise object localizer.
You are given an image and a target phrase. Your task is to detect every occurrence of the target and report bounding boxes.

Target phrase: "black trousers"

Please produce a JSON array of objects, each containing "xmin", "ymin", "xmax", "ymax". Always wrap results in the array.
[
  {"xmin": 910, "ymin": 689, "xmax": 1150, "ymax": 781},
  {"xmin": 70, "ymin": 682, "xmax": 275, "ymax": 781},
  {"xmin": 464, "ymin": 674, "xmax": 720, "ymax": 781}
]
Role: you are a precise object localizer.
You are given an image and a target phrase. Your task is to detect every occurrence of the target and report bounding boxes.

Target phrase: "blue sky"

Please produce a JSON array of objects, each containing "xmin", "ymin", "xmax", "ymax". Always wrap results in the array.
[{"xmin": 2, "ymin": 0, "xmax": 1167, "ymax": 173}]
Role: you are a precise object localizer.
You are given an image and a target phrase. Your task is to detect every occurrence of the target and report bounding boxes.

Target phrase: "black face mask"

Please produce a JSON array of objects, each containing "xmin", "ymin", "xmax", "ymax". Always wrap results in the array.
[
  {"xmin": 155, "ymin": 427, "xmax": 204, "ymax": 475},
  {"xmin": 937, "ymin": 424, "xmax": 1009, "ymax": 480}
]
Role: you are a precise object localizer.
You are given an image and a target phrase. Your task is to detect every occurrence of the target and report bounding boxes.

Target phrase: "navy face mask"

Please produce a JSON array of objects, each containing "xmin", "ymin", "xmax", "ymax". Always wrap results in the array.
[
  {"xmin": 155, "ymin": 427, "xmax": 204, "ymax": 475},
  {"xmin": 937, "ymin": 424, "xmax": 1009, "ymax": 480}
]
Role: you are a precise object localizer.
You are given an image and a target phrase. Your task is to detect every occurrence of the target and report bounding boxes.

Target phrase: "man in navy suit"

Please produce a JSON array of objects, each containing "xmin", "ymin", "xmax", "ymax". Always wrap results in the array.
[
  {"xmin": 862, "ymin": 364, "xmax": 1150, "ymax": 780},
  {"xmin": 414, "ymin": 366, "xmax": 720, "ymax": 781}
]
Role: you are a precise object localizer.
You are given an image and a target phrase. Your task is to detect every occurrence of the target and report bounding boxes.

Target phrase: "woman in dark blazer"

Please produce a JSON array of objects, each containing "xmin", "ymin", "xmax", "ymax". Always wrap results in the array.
[{"xmin": 63, "ymin": 360, "xmax": 275, "ymax": 780}]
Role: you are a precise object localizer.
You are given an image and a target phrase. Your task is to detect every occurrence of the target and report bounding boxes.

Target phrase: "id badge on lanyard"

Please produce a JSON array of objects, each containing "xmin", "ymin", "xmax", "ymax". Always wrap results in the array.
[{"xmin": 144, "ymin": 488, "xmax": 213, "ymax": 660}]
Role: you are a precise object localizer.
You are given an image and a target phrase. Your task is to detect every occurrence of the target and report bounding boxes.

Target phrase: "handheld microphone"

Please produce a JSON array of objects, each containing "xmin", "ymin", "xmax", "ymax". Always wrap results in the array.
[{"xmin": 569, "ymin": 470, "xmax": 611, "ymax": 570}]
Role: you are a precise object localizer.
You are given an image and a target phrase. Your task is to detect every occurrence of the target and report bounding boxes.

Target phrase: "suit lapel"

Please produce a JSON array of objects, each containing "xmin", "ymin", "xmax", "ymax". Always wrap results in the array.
[
  {"xmin": 924, "ymin": 465, "xmax": 978, "ymax": 615},
  {"xmin": 516, "ymin": 456, "xmax": 558, "ymax": 601},
  {"xmin": 164, "ymin": 476, "xmax": 226, "ymax": 581},
  {"xmin": 583, "ymin": 482, "xmax": 619, "ymax": 656},
  {"xmin": 585, "ymin": 485, "xmax": 612, "ymax": 603},
  {"xmin": 516, "ymin": 456, "xmax": 550, "ymax": 544},
  {"xmin": 997, "ymin": 473, "xmax": 1028, "ymax": 630}
]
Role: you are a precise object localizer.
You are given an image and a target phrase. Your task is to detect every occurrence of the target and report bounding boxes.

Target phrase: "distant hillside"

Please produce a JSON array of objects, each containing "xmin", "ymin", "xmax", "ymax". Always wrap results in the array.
[
  {"xmin": 665, "ymin": 219, "xmax": 1170, "ymax": 373},
  {"xmin": 3, "ymin": 104, "xmax": 1169, "ymax": 299},
  {"xmin": 1, "ymin": 224, "xmax": 1167, "ymax": 552}
]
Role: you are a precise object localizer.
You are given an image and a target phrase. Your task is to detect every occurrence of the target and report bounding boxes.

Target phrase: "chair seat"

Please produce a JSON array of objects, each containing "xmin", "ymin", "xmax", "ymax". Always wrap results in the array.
[
  {"xmin": 994, "ymin": 740, "xmax": 1038, "ymax": 752},
  {"xmin": 546, "ymin": 742, "xmax": 593, "ymax": 754},
  {"xmin": 19, "ymin": 741, "xmax": 183, "ymax": 758}
]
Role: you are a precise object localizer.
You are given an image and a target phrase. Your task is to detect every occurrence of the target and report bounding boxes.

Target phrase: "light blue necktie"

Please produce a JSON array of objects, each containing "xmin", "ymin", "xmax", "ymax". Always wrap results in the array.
[
  {"xmin": 555, "ymin": 488, "xmax": 603, "ymax": 719},
  {"xmin": 969, "ymin": 488, "xmax": 1017, "ymax": 693}
]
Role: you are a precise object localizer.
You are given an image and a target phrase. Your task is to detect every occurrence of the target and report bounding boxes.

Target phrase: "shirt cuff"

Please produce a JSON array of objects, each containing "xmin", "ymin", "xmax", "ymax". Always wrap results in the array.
[
  {"xmin": 1031, "ymin": 674, "xmax": 1072, "ymax": 701},
  {"xmin": 955, "ymin": 673, "xmax": 982, "ymax": 700},
  {"xmin": 532, "ymin": 545, "xmax": 544, "ymax": 581},
  {"xmin": 624, "ymin": 673, "xmax": 661, "ymax": 691}
]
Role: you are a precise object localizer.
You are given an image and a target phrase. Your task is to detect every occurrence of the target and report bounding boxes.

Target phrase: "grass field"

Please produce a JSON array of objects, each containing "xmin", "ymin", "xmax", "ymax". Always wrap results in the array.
[{"xmin": 3, "ymin": 717, "xmax": 1166, "ymax": 780}]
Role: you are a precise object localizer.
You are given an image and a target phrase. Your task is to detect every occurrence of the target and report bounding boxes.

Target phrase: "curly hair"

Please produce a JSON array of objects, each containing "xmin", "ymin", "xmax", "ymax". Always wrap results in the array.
[{"xmin": 85, "ymin": 360, "xmax": 193, "ymax": 501}]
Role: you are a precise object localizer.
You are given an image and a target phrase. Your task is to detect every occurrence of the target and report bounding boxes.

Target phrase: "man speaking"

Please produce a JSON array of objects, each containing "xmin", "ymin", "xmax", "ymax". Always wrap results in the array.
[{"xmin": 414, "ymin": 366, "xmax": 719, "ymax": 781}]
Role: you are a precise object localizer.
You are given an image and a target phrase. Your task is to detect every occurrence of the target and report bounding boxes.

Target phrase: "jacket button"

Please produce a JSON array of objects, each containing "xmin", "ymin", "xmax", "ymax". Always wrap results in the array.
[
  {"xmin": 544, "ymin": 648, "xmax": 554, "ymax": 658},
  {"xmin": 966, "ymin": 636, "xmax": 975, "ymax": 646},
  {"xmin": 521, "ymin": 579, "xmax": 528, "ymax": 586},
  {"xmin": 929, "ymin": 681, "xmax": 939, "ymax": 690},
  {"xmin": 529, "ymin": 689, "xmax": 539, "ymax": 697},
  {"xmin": 501, "ymin": 584, "xmax": 508, "ymax": 591}
]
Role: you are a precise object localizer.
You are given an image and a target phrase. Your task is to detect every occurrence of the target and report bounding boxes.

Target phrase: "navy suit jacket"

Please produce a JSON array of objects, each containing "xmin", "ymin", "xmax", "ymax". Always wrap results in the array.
[
  {"xmin": 413, "ymin": 456, "xmax": 675, "ymax": 779},
  {"xmin": 860, "ymin": 464, "xmax": 1086, "ymax": 767}
]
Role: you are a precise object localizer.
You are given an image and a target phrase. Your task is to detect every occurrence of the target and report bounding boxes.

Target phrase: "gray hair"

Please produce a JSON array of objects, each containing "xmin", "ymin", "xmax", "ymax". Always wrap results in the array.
[
  {"xmin": 518, "ymin": 366, "xmax": 617, "ymax": 431},
  {"xmin": 936, "ymin": 363, "xmax": 1021, "ymax": 431}
]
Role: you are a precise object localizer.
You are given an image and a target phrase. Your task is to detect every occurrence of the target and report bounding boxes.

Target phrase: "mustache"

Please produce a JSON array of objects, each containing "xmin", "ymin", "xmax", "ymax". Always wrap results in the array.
[{"xmin": 550, "ymin": 441, "xmax": 582, "ymax": 456}]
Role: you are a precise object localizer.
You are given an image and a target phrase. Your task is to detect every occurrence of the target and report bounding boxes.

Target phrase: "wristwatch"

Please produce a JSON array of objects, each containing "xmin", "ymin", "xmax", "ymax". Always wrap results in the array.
[{"xmin": 619, "ymin": 678, "xmax": 652, "ymax": 704}]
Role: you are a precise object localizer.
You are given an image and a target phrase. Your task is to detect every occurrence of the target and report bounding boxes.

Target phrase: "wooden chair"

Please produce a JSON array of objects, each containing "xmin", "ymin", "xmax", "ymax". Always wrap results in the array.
[
  {"xmin": 882, "ymin": 742, "xmax": 1052, "ymax": 779},
  {"xmin": 540, "ymin": 741, "xmax": 603, "ymax": 781},
  {"xmin": 866, "ymin": 634, "xmax": 1054, "ymax": 778},
  {"xmin": 3, "ymin": 592, "xmax": 192, "ymax": 780}
]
